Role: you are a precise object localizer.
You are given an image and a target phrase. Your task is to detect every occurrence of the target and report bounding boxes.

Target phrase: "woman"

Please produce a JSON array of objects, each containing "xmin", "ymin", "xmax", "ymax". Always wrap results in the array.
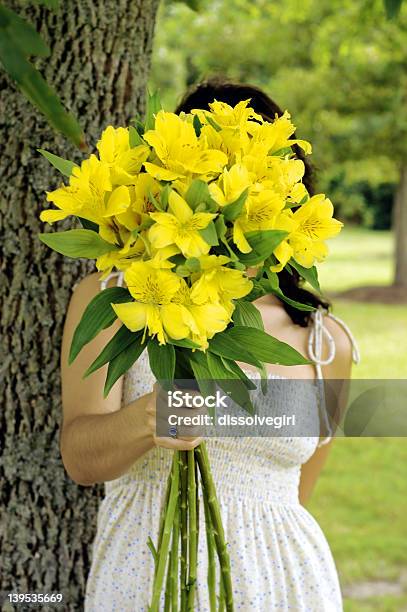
[{"xmin": 60, "ymin": 78, "xmax": 359, "ymax": 611}]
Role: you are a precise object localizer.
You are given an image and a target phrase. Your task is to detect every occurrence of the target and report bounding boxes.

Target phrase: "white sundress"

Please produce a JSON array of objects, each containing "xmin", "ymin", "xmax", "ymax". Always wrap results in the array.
[{"xmin": 85, "ymin": 277, "xmax": 360, "ymax": 612}]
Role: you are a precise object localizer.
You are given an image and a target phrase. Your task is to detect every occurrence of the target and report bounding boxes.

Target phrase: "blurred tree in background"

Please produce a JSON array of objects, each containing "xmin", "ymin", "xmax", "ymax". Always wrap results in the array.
[{"xmin": 151, "ymin": 0, "xmax": 407, "ymax": 286}]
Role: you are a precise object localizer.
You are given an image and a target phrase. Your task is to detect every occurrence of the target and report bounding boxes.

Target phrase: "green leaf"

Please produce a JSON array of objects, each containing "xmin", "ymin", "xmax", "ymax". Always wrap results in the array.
[
  {"xmin": 220, "ymin": 357, "xmax": 257, "ymax": 390},
  {"xmin": 206, "ymin": 352, "xmax": 254, "ymax": 414},
  {"xmin": 271, "ymin": 146, "xmax": 293, "ymax": 157},
  {"xmin": 233, "ymin": 300, "xmax": 264, "ymax": 330},
  {"xmin": 39, "ymin": 229, "xmax": 117, "ymax": 258},
  {"xmin": 204, "ymin": 113, "xmax": 222, "ymax": 132},
  {"xmin": 221, "ymin": 188, "xmax": 248, "ymax": 222},
  {"xmin": 185, "ymin": 179, "xmax": 217, "ymax": 212},
  {"xmin": 199, "ymin": 221, "xmax": 219, "ymax": 246},
  {"xmin": 147, "ymin": 536, "xmax": 158, "ymax": 564},
  {"xmin": 185, "ymin": 257, "xmax": 200, "ymax": 273},
  {"xmin": 215, "ymin": 215, "xmax": 238, "ymax": 260},
  {"xmin": 208, "ymin": 333, "xmax": 262, "ymax": 368},
  {"xmin": 0, "ymin": 5, "xmax": 50, "ymax": 57},
  {"xmin": 264, "ymin": 271, "xmax": 315, "ymax": 312},
  {"xmin": 0, "ymin": 29, "xmax": 84, "ymax": 147},
  {"xmin": 185, "ymin": 179, "xmax": 209, "ymax": 210},
  {"xmin": 243, "ymin": 279, "xmax": 267, "ymax": 302},
  {"xmin": 145, "ymin": 90, "xmax": 162, "ymax": 131},
  {"xmin": 147, "ymin": 340, "xmax": 176, "ymax": 383},
  {"xmin": 84, "ymin": 325, "xmax": 141, "ymax": 377},
  {"xmin": 160, "ymin": 184, "xmax": 171, "ymax": 210},
  {"xmin": 289, "ymin": 260, "xmax": 321, "ymax": 293},
  {"xmin": 104, "ymin": 337, "xmax": 146, "ymax": 397},
  {"xmin": 77, "ymin": 217, "xmax": 99, "ymax": 233},
  {"xmin": 129, "ymin": 125, "xmax": 144, "ymax": 147},
  {"xmin": 175, "ymin": 264, "xmax": 190, "ymax": 277},
  {"xmin": 224, "ymin": 326, "xmax": 310, "ymax": 366},
  {"xmin": 38, "ymin": 148, "xmax": 76, "ymax": 177},
  {"xmin": 238, "ymin": 230, "xmax": 288, "ymax": 266},
  {"xmin": 188, "ymin": 351, "xmax": 217, "ymax": 399},
  {"xmin": 384, "ymin": 0, "xmax": 403, "ymax": 18},
  {"xmin": 148, "ymin": 188, "xmax": 165, "ymax": 212},
  {"xmin": 69, "ymin": 287, "xmax": 131, "ymax": 364},
  {"xmin": 168, "ymin": 338, "xmax": 201, "ymax": 349},
  {"xmin": 193, "ymin": 113, "xmax": 202, "ymax": 136},
  {"xmin": 215, "ymin": 215, "xmax": 227, "ymax": 240}
]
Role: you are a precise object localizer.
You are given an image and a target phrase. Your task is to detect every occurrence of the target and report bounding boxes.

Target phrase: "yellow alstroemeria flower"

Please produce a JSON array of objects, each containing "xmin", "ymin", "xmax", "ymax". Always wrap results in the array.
[
  {"xmin": 209, "ymin": 163, "xmax": 251, "ymax": 206},
  {"xmin": 148, "ymin": 190, "xmax": 216, "ymax": 258},
  {"xmin": 195, "ymin": 99, "xmax": 264, "ymax": 131},
  {"xmin": 250, "ymin": 111, "xmax": 312, "ymax": 155},
  {"xmin": 194, "ymin": 100, "xmax": 264, "ymax": 162},
  {"xmin": 97, "ymin": 126, "xmax": 150, "ymax": 185},
  {"xmin": 233, "ymin": 189, "xmax": 285, "ymax": 253},
  {"xmin": 269, "ymin": 211, "xmax": 297, "ymax": 272},
  {"xmin": 41, "ymin": 154, "xmax": 111, "ymax": 224},
  {"xmin": 190, "ymin": 255, "xmax": 253, "ymax": 304},
  {"xmin": 42, "ymin": 156, "xmax": 133, "ymax": 246},
  {"xmin": 111, "ymin": 262, "xmax": 195, "ymax": 345},
  {"xmin": 96, "ymin": 235, "xmax": 145, "ymax": 278},
  {"xmin": 173, "ymin": 280, "xmax": 231, "ymax": 349},
  {"xmin": 264, "ymin": 157, "xmax": 307, "ymax": 202},
  {"xmin": 270, "ymin": 195, "xmax": 343, "ymax": 271},
  {"xmin": 114, "ymin": 174, "xmax": 162, "ymax": 232},
  {"xmin": 288, "ymin": 195, "xmax": 343, "ymax": 268},
  {"xmin": 143, "ymin": 111, "xmax": 228, "ymax": 181},
  {"xmin": 148, "ymin": 244, "xmax": 180, "ymax": 269}
]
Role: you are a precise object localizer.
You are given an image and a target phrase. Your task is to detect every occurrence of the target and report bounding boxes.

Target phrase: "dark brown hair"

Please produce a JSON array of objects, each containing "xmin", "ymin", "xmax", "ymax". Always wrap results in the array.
[{"xmin": 175, "ymin": 76, "xmax": 330, "ymax": 326}]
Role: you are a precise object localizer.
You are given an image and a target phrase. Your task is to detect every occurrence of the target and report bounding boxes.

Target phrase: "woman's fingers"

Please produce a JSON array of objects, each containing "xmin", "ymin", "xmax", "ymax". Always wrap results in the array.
[
  {"xmin": 153, "ymin": 435, "xmax": 203, "ymax": 451},
  {"xmin": 147, "ymin": 387, "xmax": 207, "ymax": 442}
]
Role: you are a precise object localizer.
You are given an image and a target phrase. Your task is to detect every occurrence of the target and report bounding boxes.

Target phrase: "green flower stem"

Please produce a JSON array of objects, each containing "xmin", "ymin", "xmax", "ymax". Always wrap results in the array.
[
  {"xmin": 179, "ymin": 451, "xmax": 189, "ymax": 611},
  {"xmin": 219, "ymin": 579, "xmax": 225, "ymax": 612},
  {"xmin": 203, "ymin": 485, "xmax": 217, "ymax": 612},
  {"xmin": 195, "ymin": 443, "xmax": 234, "ymax": 612},
  {"xmin": 187, "ymin": 450, "xmax": 198, "ymax": 610},
  {"xmin": 164, "ymin": 551, "xmax": 172, "ymax": 612},
  {"xmin": 150, "ymin": 451, "xmax": 180, "ymax": 612},
  {"xmin": 170, "ymin": 480, "xmax": 180, "ymax": 612},
  {"xmin": 195, "ymin": 457, "xmax": 200, "ymax": 599},
  {"xmin": 155, "ymin": 467, "xmax": 173, "ymax": 574}
]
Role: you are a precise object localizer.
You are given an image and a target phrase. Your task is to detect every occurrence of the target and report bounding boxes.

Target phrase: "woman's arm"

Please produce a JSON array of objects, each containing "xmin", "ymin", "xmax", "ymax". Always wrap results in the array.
[
  {"xmin": 60, "ymin": 273, "xmax": 201, "ymax": 487},
  {"xmin": 299, "ymin": 316, "xmax": 353, "ymax": 505}
]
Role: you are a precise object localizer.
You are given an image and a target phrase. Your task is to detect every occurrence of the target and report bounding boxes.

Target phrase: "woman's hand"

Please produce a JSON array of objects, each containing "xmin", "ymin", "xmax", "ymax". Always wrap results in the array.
[{"xmin": 145, "ymin": 384, "xmax": 204, "ymax": 451}]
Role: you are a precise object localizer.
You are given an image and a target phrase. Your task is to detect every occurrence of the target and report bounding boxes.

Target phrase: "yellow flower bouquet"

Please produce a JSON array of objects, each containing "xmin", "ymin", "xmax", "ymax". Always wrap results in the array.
[{"xmin": 39, "ymin": 93, "xmax": 342, "ymax": 611}]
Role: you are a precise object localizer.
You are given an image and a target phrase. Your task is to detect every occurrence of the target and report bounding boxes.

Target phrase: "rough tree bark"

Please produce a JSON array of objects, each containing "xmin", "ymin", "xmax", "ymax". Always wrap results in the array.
[
  {"xmin": 0, "ymin": 0, "xmax": 160, "ymax": 607},
  {"xmin": 394, "ymin": 164, "xmax": 407, "ymax": 288}
]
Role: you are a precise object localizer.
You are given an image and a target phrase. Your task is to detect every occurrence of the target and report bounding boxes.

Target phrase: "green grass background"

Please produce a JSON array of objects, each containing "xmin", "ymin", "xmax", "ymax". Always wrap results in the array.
[{"xmin": 307, "ymin": 228, "xmax": 407, "ymax": 611}]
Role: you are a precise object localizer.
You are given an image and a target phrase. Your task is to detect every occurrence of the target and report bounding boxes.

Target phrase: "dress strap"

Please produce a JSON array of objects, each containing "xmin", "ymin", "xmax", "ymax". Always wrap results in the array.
[
  {"xmin": 308, "ymin": 306, "xmax": 361, "ymax": 446},
  {"xmin": 99, "ymin": 270, "xmax": 125, "ymax": 291},
  {"xmin": 308, "ymin": 306, "xmax": 360, "ymax": 377}
]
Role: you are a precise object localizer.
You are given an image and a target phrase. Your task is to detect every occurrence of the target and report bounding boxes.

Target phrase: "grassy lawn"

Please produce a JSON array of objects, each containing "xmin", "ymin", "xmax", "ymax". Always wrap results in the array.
[
  {"xmin": 307, "ymin": 227, "xmax": 407, "ymax": 611},
  {"xmin": 318, "ymin": 226, "xmax": 394, "ymax": 292}
]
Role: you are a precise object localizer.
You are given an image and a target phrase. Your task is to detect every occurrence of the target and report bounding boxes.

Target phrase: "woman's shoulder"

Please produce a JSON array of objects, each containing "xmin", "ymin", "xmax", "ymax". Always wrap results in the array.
[
  {"xmin": 67, "ymin": 272, "xmax": 121, "ymax": 323},
  {"xmin": 71, "ymin": 271, "xmax": 121, "ymax": 302}
]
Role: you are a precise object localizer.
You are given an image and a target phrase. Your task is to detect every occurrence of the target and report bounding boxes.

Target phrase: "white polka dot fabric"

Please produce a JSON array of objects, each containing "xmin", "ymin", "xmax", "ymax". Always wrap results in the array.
[{"xmin": 85, "ymin": 349, "xmax": 343, "ymax": 611}]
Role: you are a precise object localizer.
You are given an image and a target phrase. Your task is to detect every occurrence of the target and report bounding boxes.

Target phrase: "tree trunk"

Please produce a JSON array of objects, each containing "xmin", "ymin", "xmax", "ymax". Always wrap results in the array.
[
  {"xmin": 394, "ymin": 164, "xmax": 407, "ymax": 288},
  {"xmin": 0, "ymin": 0, "xmax": 159, "ymax": 607}
]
